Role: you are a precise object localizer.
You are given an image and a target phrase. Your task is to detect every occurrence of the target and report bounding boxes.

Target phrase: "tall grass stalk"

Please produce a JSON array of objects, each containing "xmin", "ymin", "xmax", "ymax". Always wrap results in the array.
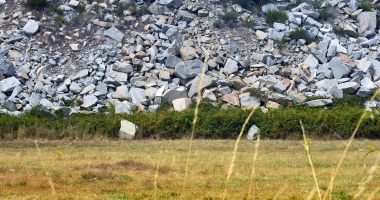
[
  {"xmin": 273, "ymin": 184, "xmax": 288, "ymax": 200},
  {"xmin": 300, "ymin": 120, "xmax": 322, "ymax": 200},
  {"xmin": 182, "ymin": 39, "xmax": 213, "ymax": 196},
  {"xmin": 222, "ymin": 108, "xmax": 256, "ymax": 200},
  {"xmin": 34, "ymin": 140, "xmax": 57, "ymax": 200},
  {"xmin": 353, "ymin": 152, "xmax": 380, "ymax": 198},
  {"xmin": 368, "ymin": 186, "xmax": 380, "ymax": 200},
  {"xmin": 154, "ymin": 165, "xmax": 159, "ymax": 199},
  {"xmin": 322, "ymin": 88, "xmax": 380, "ymax": 200},
  {"xmin": 247, "ymin": 134, "xmax": 260, "ymax": 200},
  {"xmin": 306, "ymin": 188, "xmax": 317, "ymax": 200}
]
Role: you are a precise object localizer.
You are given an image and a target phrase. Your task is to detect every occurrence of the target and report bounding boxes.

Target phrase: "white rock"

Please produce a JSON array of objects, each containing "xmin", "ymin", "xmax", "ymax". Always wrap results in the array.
[
  {"xmin": 172, "ymin": 98, "xmax": 192, "ymax": 111},
  {"xmin": 119, "ymin": 120, "xmax": 138, "ymax": 139}
]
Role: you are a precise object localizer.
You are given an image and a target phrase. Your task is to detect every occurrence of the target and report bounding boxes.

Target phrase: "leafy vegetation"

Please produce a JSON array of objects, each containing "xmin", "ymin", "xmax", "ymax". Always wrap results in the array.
[
  {"xmin": 333, "ymin": 23, "xmax": 344, "ymax": 36},
  {"xmin": 213, "ymin": 18, "xmax": 222, "ymax": 27},
  {"xmin": 24, "ymin": 0, "xmax": 48, "ymax": 9},
  {"xmin": 360, "ymin": 0, "xmax": 373, "ymax": 11},
  {"xmin": 129, "ymin": 6, "xmax": 150, "ymax": 17},
  {"xmin": 242, "ymin": 17, "xmax": 257, "ymax": 28},
  {"xmin": 290, "ymin": 28, "xmax": 308, "ymax": 40},
  {"xmin": 265, "ymin": 9, "xmax": 288, "ymax": 27},
  {"xmin": 0, "ymin": 93, "xmax": 379, "ymax": 140},
  {"xmin": 311, "ymin": 0, "xmax": 323, "ymax": 9},
  {"xmin": 232, "ymin": 0, "xmax": 251, "ymax": 8},
  {"xmin": 222, "ymin": 11, "xmax": 239, "ymax": 22},
  {"xmin": 318, "ymin": 6, "xmax": 334, "ymax": 21}
]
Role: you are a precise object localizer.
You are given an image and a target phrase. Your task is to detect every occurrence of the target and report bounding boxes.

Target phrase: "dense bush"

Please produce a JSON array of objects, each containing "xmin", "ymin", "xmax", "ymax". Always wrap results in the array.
[
  {"xmin": 290, "ymin": 28, "xmax": 308, "ymax": 40},
  {"xmin": 1, "ymin": 94, "xmax": 379, "ymax": 140},
  {"xmin": 266, "ymin": 9, "xmax": 288, "ymax": 26}
]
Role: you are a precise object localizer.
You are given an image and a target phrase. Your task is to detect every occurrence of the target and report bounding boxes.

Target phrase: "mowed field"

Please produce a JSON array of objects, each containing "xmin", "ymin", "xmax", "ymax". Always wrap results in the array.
[{"xmin": 0, "ymin": 139, "xmax": 379, "ymax": 200}]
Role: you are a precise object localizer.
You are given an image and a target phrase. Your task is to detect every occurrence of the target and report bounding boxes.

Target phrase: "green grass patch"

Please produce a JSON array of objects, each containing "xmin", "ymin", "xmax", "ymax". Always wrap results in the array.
[
  {"xmin": 318, "ymin": 6, "xmax": 334, "ymax": 21},
  {"xmin": 290, "ymin": 28, "xmax": 308, "ymax": 41},
  {"xmin": 265, "ymin": 9, "xmax": 288, "ymax": 27},
  {"xmin": 360, "ymin": 0, "xmax": 373, "ymax": 11},
  {"xmin": 223, "ymin": 11, "xmax": 239, "ymax": 22}
]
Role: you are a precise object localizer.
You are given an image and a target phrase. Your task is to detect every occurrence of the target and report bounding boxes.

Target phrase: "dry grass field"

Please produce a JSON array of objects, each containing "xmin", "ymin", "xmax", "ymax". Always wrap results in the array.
[{"xmin": 0, "ymin": 139, "xmax": 379, "ymax": 199}]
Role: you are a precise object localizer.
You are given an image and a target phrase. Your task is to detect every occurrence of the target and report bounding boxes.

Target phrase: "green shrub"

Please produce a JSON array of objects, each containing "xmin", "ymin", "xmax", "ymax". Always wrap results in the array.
[
  {"xmin": 78, "ymin": 2, "xmax": 86, "ymax": 14},
  {"xmin": 129, "ymin": 6, "xmax": 150, "ymax": 17},
  {"xmin": 360, "ymin": 0, "xmax": 373, "ymax": 11},
  {"xmin": 265, "ymin": 9, "xmax": 288, "ymax": 27},
  {"xmin": 213, "ymin": 18, "xmax": 221, "ymax": 27},
  {"xmin": 223, "ymin": 11, "xmax": 239, "ymax": 22},
  {"xmin": 24, "ymin": 0, "xmax": 48, "ymax": 8},
  {"xmin": 333, "ymin": 24, "xmax": 344, "ymax": 36},
  {"xmin": 232, "ymin": 0, "xmax": 251, "ymax": 8},
  {"xmin": 311, "ymin": 0, "xmax": 323, "ymax": 9},
  {"xmin": 290, "ymin": 28, "xmax": 308, "ymax": 40},
  {"xmin": 242, "ymin": 17, "xmax": 257, "ymax": 28},
  {"xmin": 319, "ymin": 6, "xmax": 334, "ymax": 21},
  {"xmin": 115, "ymin": 3, "xmax": 126, "ymax": 15},
  {"xmin": 306, "ymin": 37, "xmax": 319, "ymax": 45}
]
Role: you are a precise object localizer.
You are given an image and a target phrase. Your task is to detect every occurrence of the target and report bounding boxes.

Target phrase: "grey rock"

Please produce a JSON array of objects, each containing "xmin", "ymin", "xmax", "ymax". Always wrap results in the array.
[
  {"xmin": 304, "ymin": 17, "xmax": 323, "ymax": 28},
  {"xmin": 22, "ymin": 20, "xmax": 39, "ymax": 36},
  {"xmin": 361, "ymin": 77, "xmax": 377, "ymax": 90},
  {"xmin": 327, "ymin": 86, "xmax": 343, "ymax": 98},
  {"xmin": 262, "ymin": 3, "xmax": 278, "ymax": 13},
  {"xmin": 357, "ymin": 87, "xmax": 372, "ymax": 97},
  {"xmin": 0, "ymin": 77, "xmax": 20, "ymax": 92},
  {"xmin": 360, "ymin": 38, "xmax": 379, "ymax": 48},
  {"xmin": 303, "ymin": 54, "xmax": 319, "ymax": 68},
  {"xmin": 202, "ymin": 89, "xmax": 217, "ymax": 101},
  {"xmin": 315, "ymin": 79, "xmax": 339, "ymax": 90},
  {"xmin": 115, "ymin": 101, "xmax": 133, "ymax": 114},
  {"xmin": 188, "ymin": 76, "xmax": 216, "ymax": 97},
  {"xmin": 0, "ymin": 58, "xmax": 15, "ymax": 76},
  {"xmin": 327, "ymin": 45, "xmax": 337, "ymax": 59},
  {"xmin": 240, "ymin": 96, "xmax": 260, "ymax": 108},
  {"xmin": 3, "ymin": 100, "xmax": 17, "ymax": 111},
  {"xmin": 119, "ymin": 120, "xmax": 137, "ymax": 139},
  {"xmin": 162, "ymin": 87, "xmax": 188, "ymax": 103},
  {"xmin": 305, "ymin": 99, "xmax": 333, "ymax": 107},
  {"xmin": 159, "ymin": 0, "xmax": 182, "ymax": 7},
  {"xmin": 358, "ymin": 12, "xmax": 376, "ymax": 38},
  {"xmin": 329, "ymin": 57, "xmax": 350, "ymax": 79},
  {"xmin": 337, "ymin": 81, "xmax": 360, "ymax": 93},
  {"xmin": 69, "ymin": 82, "xmax": 82, "ymax": 94},
  {"xmin": 247, "ymin": 125, "xmax": 260, "ymax": 140},
  {"xmin": 356, "ymin": 60, "xmax": 373, "ymax": 73},
  {"xmin": 268, "ymin": 28, "xmax": 285, "ymax": 41},
  {"xmin": 130, "ymin": 88, "xmax": 146, "ymax": 104},
  {"xmin": 104, "ymin": 27, "xmax": 124, "ymax": 42},
  {"xmin": 274, "ymin": 81, "xmax": 287, "ymax": 93},
  {"xmin": 166, "ymin": 55, "xmax": 183, "ymax": 69},
  {"xmin": 40, "ymin": 99, "xmax": 53, "ymax": 108},
  {"xmin": 174, "ymin": 59, "xmax": 206, "ymax": 79},
  {"xmin": 224, "ymin": 58, "xmax": 239, "ymax": 75},
  {"xmin": 349, "ymin": 1, "xmax": 360, "ymax": 11},
  {"xmin": 113, "ymin": 61, "xmax": 133, "ymax": 73},
  {"xmin": 41, "ymin": 109, "xmax": 58, "ymax": 118},
  {"xmin": 148, "ymin": 104, "xmax": 161, "ymax": 113},
  {"xmin": 309, "ymin": 46, "xmax": 327, "ymax": 63},
  {"xmin": 223, "ymin": 44, "xmax": 238, "ymax": 54}
]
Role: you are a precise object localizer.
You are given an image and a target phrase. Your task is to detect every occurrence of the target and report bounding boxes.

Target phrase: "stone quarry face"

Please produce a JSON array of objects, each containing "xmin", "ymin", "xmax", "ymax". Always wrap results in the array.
[{"xmin": 0, "ymin": 0, "xmax": 378, "ymax": 123}]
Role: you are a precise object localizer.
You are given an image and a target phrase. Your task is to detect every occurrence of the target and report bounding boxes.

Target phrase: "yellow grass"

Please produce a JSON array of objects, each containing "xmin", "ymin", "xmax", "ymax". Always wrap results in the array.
[{"xmin": 0, "ymin": 139, "xmax": 379, "ymax": 199}]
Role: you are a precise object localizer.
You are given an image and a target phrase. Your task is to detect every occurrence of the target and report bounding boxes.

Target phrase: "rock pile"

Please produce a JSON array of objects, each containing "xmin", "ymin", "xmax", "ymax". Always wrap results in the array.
[{"xmin": 0, "ymin": 0, "xmax": 380, "ymax": 118}]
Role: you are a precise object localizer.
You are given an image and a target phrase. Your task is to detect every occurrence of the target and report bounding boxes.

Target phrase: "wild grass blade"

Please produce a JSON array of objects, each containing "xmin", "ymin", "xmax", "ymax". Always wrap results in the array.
[
  {"xmin": 322, "ymin": 88, "xmax": 380, "ymax": 200},
  {"xmin": 34, "ymin": 140, "xmax": 57, "ymax": 200},
  {"xmin": 222, "ymin": 108, "xmax": 256, "ymax": 200},
  {"xmin": 306, "ymin": 188, "xmax": 317, "ymax": 200},
  {"xmin": 368, "ymin": 186, "xmax": 380, "ymax": 200},
  {"xmin": 273, "ymin": 184, "xmax": 288, "ymax": 200},
  {"xmin": 354, "ymin": 152, "xmax": 380, "ymax": 198},
  {"xmin": 247, "ymin": 134, "xmax": 260, "ymax": 200},
  {"xmin": 300, "ymin": 120, "xmax": 322, "ymax": 200},
  {"xmin": 182, "ymin": 40, "xmax": 212, "ymax": 196},
  {"xmin": 154, "ymin": 165, "xmax": 159, "ymax": 199}
]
